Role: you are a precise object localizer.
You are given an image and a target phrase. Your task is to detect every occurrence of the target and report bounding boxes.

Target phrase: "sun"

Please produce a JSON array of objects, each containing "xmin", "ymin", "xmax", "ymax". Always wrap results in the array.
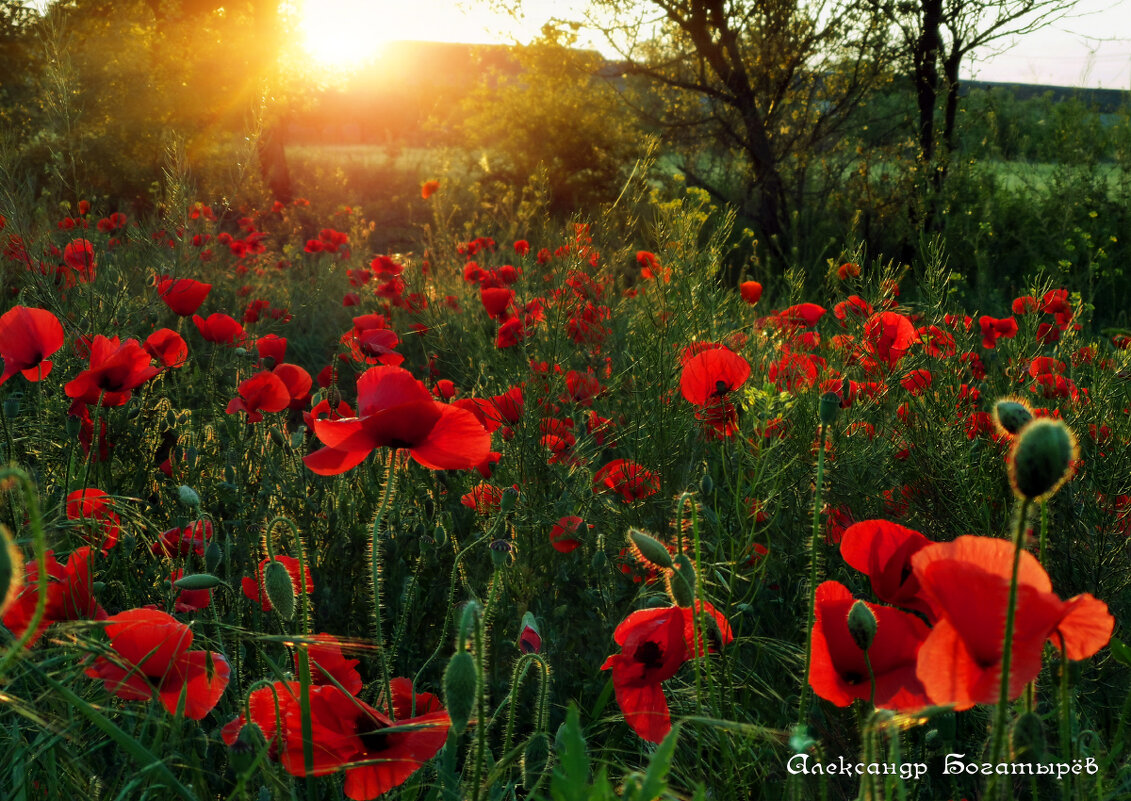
[{"xmin": 296, "ymin": 0, "xmax": 397, "ymax": 70}]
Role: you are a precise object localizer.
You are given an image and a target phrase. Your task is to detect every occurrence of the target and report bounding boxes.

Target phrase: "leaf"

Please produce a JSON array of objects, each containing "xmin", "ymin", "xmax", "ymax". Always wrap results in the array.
[
  {"xmin": 634, "ymin": 722, "xmax": 680, "ymax": 801},
  {"xmin": 550, "ymin": 704, "xmax": 590, "ymax": 801}
]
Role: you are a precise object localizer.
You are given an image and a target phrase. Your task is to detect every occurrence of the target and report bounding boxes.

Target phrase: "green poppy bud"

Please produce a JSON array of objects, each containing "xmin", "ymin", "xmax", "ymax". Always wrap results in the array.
[
  {"xmin": 456, "ymin": 600, "xmax": 482, "ymax": 647},
  {"xmin": 263, "ymin": 560, "xmax": 295, "ymax": 620},
  {"xmin": 229, "ymin": 721, "xmax": 267, "ymax": 776},
  {"xmin": 443, "ymin": 650, "xmax": 478, "ymax": 735},
  {"xmin": 205, "ymin": 540, "xmax": 223, "ymax": 573},
  {"xmin": 500, "ymin": 486, "xmax": 519, "ymax": 513},
  {"xmin": 665, "ymin": 553, "xmax": 697, "ymax": 607},
  {"xmin": 627, "ymin": 528, "xmax": 674, "ymax": 570},
  {"xmin": 993, "ymin": 398, "xmax": 1034, "ymax": 436},
  {"xmin": 1009, "ymin": 418, "xmax": 1077, "ymax": 500},
  {"xmin": 174, "ymin": 572, "xmax": 224, "ymax": 591},
  {"xmin": 178, "ymin": 485, "xmax": 201, "ymax": 507},
  {"xmin": 847, "ymin": 600, "xmax": 877, "ymax": 652},
  {"xmin": 818, "ymin": 391, "xmax": 840, "ymax": 425},
  {"xmin": 699, "ymin": 472, "xmax": 714, "ymax": 496}
]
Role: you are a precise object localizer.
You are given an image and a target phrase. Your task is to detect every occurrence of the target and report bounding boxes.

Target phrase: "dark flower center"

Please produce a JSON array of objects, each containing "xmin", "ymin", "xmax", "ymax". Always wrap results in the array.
[
  {"xmin": 358, "ymin": 724, "xmax": 394, "ymax": 754},
  {"xmin": 842, "ymin": 671, "xmax": 864, "ymax": 684},
  {"xmin": 711, "ymin": 379, "xmax": 731, "ymax": 399},
  {"xmin": 634, "ymin": 640, "xmax": 665, "ymax": 670}
]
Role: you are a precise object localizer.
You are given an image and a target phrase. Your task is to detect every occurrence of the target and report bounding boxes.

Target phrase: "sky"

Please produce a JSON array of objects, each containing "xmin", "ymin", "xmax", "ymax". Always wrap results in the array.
[{"xmin": 315, "ymin": 0, "xmax": 1131, "ymax": 90}]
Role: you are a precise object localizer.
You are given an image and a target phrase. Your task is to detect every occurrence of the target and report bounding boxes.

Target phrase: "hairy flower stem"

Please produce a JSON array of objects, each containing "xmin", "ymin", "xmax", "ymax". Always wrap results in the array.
[
  {"xmin": 471, "ymin": 612, "xmax": 489, "ymax": 801},
  {"xmin": 987, "ymin": 497, "xmax": 1033, "ymax": 801},
  {"xmin": 0, "ymin": 468, "xmax": 47, "ymax": 678},
  {"xmin": 370, "ymin": 450, "xmax": 399, "ymax": 711},
  {"xmin": 798, "ymin": 420, "xmax": 829, "ymax": 725}
]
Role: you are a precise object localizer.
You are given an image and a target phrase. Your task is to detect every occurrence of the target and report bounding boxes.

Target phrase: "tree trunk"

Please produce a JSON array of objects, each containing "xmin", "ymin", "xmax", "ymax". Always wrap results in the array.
[
  {"xmin": 913, "ymin": 0, "xmax": 943, "ymax": 167},
  {"xmin": 257, "ymin": 120, "xmax": 293, "ymax": 204}
]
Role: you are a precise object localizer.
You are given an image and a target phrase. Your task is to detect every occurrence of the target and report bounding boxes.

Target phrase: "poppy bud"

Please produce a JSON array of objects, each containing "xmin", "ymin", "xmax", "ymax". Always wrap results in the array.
[
  {"xmin": 993, "ymin": 398, "xmax": 1033, "ymax": 436},
  {"xmin": 205, "ymin": 540, "xmax": 223, "ymax": 573},
  {"xmin": 0, "ymin": 524, "xmax": 23, "ymax": 618},
  {"xmin": 518, "ymin": 611, "xmax": 542, "ymax": 654},
  {"xmin": 3, "ymin": 395, "xmax": 19, "ymax": 418},
  {"xmin": 489, "ymin": 538, "xmax": 514, "ymax": 568},
  {"xmin": 263, "ymin": 559, "xmax": 296, "ymax": 620},
  {"xmin": 1009, "ymin": 418, "xmax": 1077, "ymax": 500},
  {"xmin": 500, "ymin": 486, "xmax": 519, "ymax": 513},
  {"xmin": 229, "ymin": 721, "xmax": 267, "ymax": 776},
  {"xmin": 521, "ymin": 732, "xmax": 550, "ymax": 789},
  {"xmin": 590, "ymin": 550, "xmax": 607, "ymax": 568},
  {"xmin": 627, "ymin": 528, "xmax": 674, "ymax": 570},
  {"xmin": 1011, "ymin": 711, "xmax": 1046, "ymax": 761},
  {"xmin": 174, "ymin": 572, "xmax": 224, "ymax": 591},
  {"xmin": 818, "ymin": 391, "xmax": 840, "ymax": 425},
  {"xmin": 92, "ymin": 581, "xmax": 106, "ymax": 593},
  {"xmin": 443, "ymin": 649, "xmax": 478, "ymax": 735},
  {"xmin": 699, "ymin": 472, "xmax": 714, "ymax": 496},
  {"xmin": 847, "ymin": 600, "xmax": 877, "ymax": 652},
  {"xmin": 456, "ymin": 600, "xmax": 482, "ymax": 646},
  {"xmin": 666, "ymin": 553, "xmax": 697, "ymax": 607},
  {"xmin": 178, "ymin": 485, "xmax": 201, "ymax": 507}
]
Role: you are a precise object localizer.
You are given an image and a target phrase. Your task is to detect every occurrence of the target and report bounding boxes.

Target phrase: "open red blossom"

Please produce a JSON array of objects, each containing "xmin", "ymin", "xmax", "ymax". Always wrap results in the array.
[
  {"xmin": 601, "ymin": 607, "xmax": 688, "ymax": 742},
  {"xmin": 226, "ymin": 371, "xmax": 291, "ymax": 423},
  {"xmin": 242, "ymin": 555, "xmax": 314, "ymax": 612},
  {"xmin": 461, "ymin": 482, "xmax": 505, "ymax": 513},
  {"xmin": 0, "ymin": 305, "xmax": 64, "ymax": 385},
  {"xmin": 918, "ymin": 325, "xmax": 956, "ymax": 358},
  {"xmin": 256, "ymin": 334, "xmax": 288, "ymax": 365},
  {"xmin": 911, "ymin": 536, "xmax": 1114, "ymax": 710},
  {"xmin": 156, "ymin": 276, "xmax": 211, "ymax": 316},
  {"xmin": 279, "ymin": 682, "xmax": 450, "ymax": 800},
  {"xmin": 863, "ymin": 312, "xmax": 919, "ymax": 370},
  {"xmin": 304, "ymin": 365, "xmax": 491, "ymax": 475},
  {"xmin": 85, "ymin": 608, "xmax": 229, "ymax": 720},
  {"xmin": 778, "ymin": 302, "xmax": 826, "ymax": 328},
  {"xmin": 144, "ymin": 328, "xmax": 189, "ymax": 368},
  {"xmin": 3, "ymin": 547, "xmax": 107, "ymax": 646},
  {"xmin": 679, "ymin": 346, "xmax": 751, "ymax": 406},
  {"xmin": 297, "ymin": 633, "xmax": 363, "ymax": 695},
  {"xmin": 840, "ymin": 520, "xmax": 933, "ymax": 618},
  {"xmin": 480, "ymin": 286, "xmax": 514, "ymax": 320},
  {"xmin": 979, "ymin": 315, "xmax": 1018, "ymax": 349},
  {"xmin": 1012, "ymin": 295, "xmax": 1038, "ymax": 315},
  {"xmin": 275, "ymin": 363, "xmax": 313, "ymax": 409},
  {"xmin": 834, "ymin": 295, "xmax": 873, "ymax": 322},
  {"xmin": 63, "ymin": 238, "xmax": 96, "ymax": 282},
  {"xmin": 65, "ymin": 335, "xmax": 160, "ymax": 408},
  {"xmin": 66, "ymin": 488, "xmax": 120, "ymax": 553},
  {"xmin": 192, "ymin": 312, "xmax": 246, "ymax": 346},
  {"xmin": 768, "ymin": 349, "xmax": 821, "ymax": 393},
  {"xmin": 550, "ymin": 515, "xmax": 589, "ymax": 553},
  {"xmin": 593, "ymin": 459, "xmax": 660, "ymax": 503},
  {"xmin": 809, "ymin": 581, "xmax": 931, "ymax": 711},
  {"xmin": 152, "ymin": 520, "xmax": 212, "ymax": 558}
]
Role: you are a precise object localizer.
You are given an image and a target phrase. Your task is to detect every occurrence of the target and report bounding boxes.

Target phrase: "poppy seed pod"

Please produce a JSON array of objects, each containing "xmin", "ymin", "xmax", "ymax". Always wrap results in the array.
[
  {"xmin": 847, "ymin": 600, "xmax": 877, "ymax": 652},
  {"xmin": 443, "ymin": 650, "xmax": 478, "ymax": 735},
  {"xmin": 229, "ymin": 721, "xmax": 267, "ymax": 776},
  {"xmin": 177, "ymin": 485, "xmax": 201, "ymax": 507},
  {"xmin": 204, "ymin": 540, "xmax": 223, "ymax": 573},
  {"xmin": 1012, "ymin": 712, "xmax": 1047, "ymax": 761},
  {"xmin": 819, "ymin": 391, "xmax": 841, "ymax": 425},
  {"xmin": 263, "ymin": 559, "xmax": 296, "ymax": 620},
  {"xmin": 0, "ymin": 524, "xmax": 22, "ymax": 618},
  {"xmin": 627, "ymin": 528, "xmax": 674, "ymax": 570},
  {"xmin": 993, "ymin": 398, "xmax": 1033, "ymax": 436},
  {"xmin": 1009, "ymin": 418, "xmax": 1077, "ymax": 500}
]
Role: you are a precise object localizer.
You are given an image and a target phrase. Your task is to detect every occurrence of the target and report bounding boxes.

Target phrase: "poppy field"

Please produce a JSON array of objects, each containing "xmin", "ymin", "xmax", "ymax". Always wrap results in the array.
[{"xmin": 0, "ymin": 182, "xmax": 1130, "ymax": 801}]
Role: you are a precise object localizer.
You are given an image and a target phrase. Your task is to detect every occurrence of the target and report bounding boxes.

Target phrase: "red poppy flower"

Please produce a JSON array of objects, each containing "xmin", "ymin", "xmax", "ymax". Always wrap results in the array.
[
  {"xmin": 66, "ymin": 488, "xmax": 120, "ymax": 553},
  {"xmin": 65, "ymin": 335, "xmax": 160, "ymax": 408},
  {"xmin": 839, "ymin": 520, "xmax": 933, "ymax": 618},
  {"xmin": 601, "ymin": 607, "xmax": 688, "ymax": 743},
  {"xmin": 739, "ymin": 280, "xmax": 762, "ymax": 305},
  {"xmin": 863, "ymin": 312, "xmax": 919, "ymax": 371},
  {"xmin": 256, "ymin": 334, "xmax": 288, "ymax": 365},
  {"xmin": 834, "ymin": 295, "xmax": 873, "ymax": 322},
  {"xmin": 911, "ymin": 536, "xmax": 1114, "ymax": 710},
  {"xmin": 226, "ymin": 371, "xmax": 291, "ymax": 423},
  {"xmin": 242, "ymin": 555, "xmax": 314, "ymax": 612},
  {"xmin": 63, "ymin": 238, "xmax": 96, "ymax": 282},
  {"xmin": 837, "ymin": 262, "xmax": 861, "ymax": 280},
  {"xmin": 144, "ymin": 328, "xmax": 189, "ymax": 368},
  {"xmin": 679, "ymin": 346, "xmax": 751, "ymax": 406},
  {"xmin": 460, "ymin": 482, "xmax": 505, "ymax": 513},
  {"xmin": 85, "ymin": 608, "xmax": 230, "ymax": 720},
  {"xmin": 304, "ymin": 365, "xmax": 491, "ymax": 475},
  {"xmin": 593, "ymin": 459, "xmax": 660, "ymax": 503},
  {"xmin": 156, "ymin": 276, "xmax": 211, "ymax": 316},
  {"xmin": 152, "ymin": 520, "xmax": 213, "ymax": 558},
  {"xmin": 809, "ymin": 581, "xmax": 931, "ymax": 711},
  {"xmin": 979, "ymin": 315, "xmax": 1018, "ymax": 349},
  {"xmin": 278, "ymin": 681, "xmax": 450, "ymax": 800},
  {"xmin": 778, "ymin": 303, "xmax": 826, "ymax": 328},
  {"xmin": 275, "ymin": 363, "xmax": 313, "ymax": 409},
  {"xmin": 421, "ymin": 179, "xmax": 440, "ymax": 199},
  {"xmin": 768, "ymin": 350, "xmax": 821, "ymax": 393},
  {"xmin": 0, "ymin": 306, "xmax": 65, "ymax": 385},
  {"xmin": 298, "ymin": 633, "xmax": 363, "ymax": 695},
  {"xmin": 3, "ymin": 547, "xmax": 107, "ymax": 646},
  {"xmin": 1012, "ymin": 295, "xmax": 1038, "ymax": 315},
  {"xmin": 550, "ymin": 515, "xmax": 590, "ymax": 553},
  {"xmin": 192, "ymin": 312, "xmax": 246, "ymax": 346}
]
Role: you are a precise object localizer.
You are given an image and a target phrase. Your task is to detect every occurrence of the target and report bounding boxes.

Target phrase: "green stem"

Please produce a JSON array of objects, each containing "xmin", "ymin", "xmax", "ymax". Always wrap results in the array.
[
  {"xmin": 371, "ymin": 449, "xmax": 399, "ymax": 710},
  {"xmin": 987, "ymin": 497, "xmax": 1032, "ymax": 801},
  {"xmin": 471, "ymin": 612, "xmax": 488, "ymax": 801},
  {"xmin": 798, "ymin": 421, "xmax": 829, "ymax": 725},
  {"xmin": 0, "ymin": 467, "xmax": 49, "ymax": 677}
]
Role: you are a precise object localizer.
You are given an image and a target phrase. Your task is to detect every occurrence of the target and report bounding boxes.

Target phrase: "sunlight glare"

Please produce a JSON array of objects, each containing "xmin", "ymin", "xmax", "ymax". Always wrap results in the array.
[{"xmin": 298, "ymin": 0, "xmax": 394, "ymax": 70}]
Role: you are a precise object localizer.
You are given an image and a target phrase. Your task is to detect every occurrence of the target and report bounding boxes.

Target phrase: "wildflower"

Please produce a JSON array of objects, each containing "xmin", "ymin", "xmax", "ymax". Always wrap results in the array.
[
  {"xmin": 242, "ymin": 555, "xmax": 313, "ymax": 613},
  {"xmin": 839, "ymin": 520, "xmax": 933, "ymax": 617},
  {"xmin": 156, "ymin": 277, "xmax": 211, "ymax": 316},
  {"xmin": 85, "ymin": 608, "xmax": 229, "ymax": 720},
  {"xmin": 421, "ymin": 180, "xmax": 440, "ymax": 199},
  {"xmin": 593, "ymin": 459, "xmax": 660, "ymax": 503},
  {"xmin": 303, "ymin": 365, "xmax": 491, "ymax": 475},
  {"xmin": 65, "ymin": 335, "xmax": 160, "ymax": 408},
  {"xmin": 3, "ymin": 547, "xmax": 107, "ymax": 646},
  {"xmin": 549, "ymin": 515, "xmax": 590, "ymax": 553},
  {"xmin": 601, "ymin": 607, "xmax": 688, "ymax": 742},
  {"xmin": 192, "ymin": 312, "xmax": 246, "ymax": 346},
  {"xmin": 0, "ymin": 306, "xmax": 65, "ymax": 385},
  {"xmin": 739, "ymin": 281, "xmax": 762, "ymax": 305},
  {"xmin": 144, "ymin": 328, "xmax": 189, "ymax": 368},
  {"xmin": 66, "ymin": 489, "xmax": 120, "ymax": 553}
]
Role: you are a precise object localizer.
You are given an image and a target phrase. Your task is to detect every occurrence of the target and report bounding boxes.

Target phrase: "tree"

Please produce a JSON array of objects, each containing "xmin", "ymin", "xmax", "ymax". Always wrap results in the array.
[
  {"xmin": 869, "ymin": 0, "xmax": 1077, "ymax": 218},
  {"xmin": 500, "ymin": 0, "xmax": 895, "ymax": 261}
]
